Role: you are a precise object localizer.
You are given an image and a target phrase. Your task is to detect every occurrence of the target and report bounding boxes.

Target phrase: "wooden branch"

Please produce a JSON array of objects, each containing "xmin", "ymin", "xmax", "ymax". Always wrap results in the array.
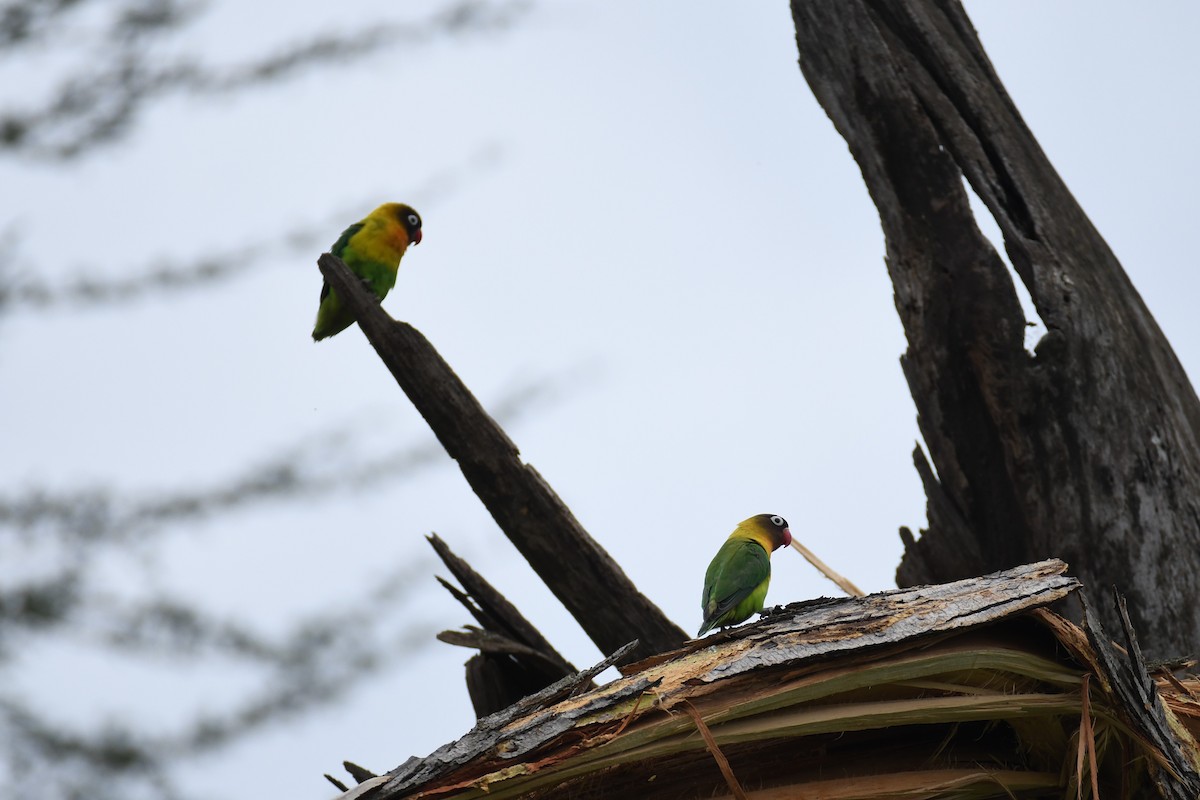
[
  {"xmin": 343, "ymin": 761, "xmax": 377, "ymax": 783},
  {"xmin": 788, "ymin": 539, "xmax": 864, "ymax": 597},
  {"xmin": 436, "ymin": 627, "xmax": 558, "ymax": 663},
  {"xmin": 428, "ymin": 534, "xmax": 575, "ymax": 674},
  {"xmin": 317, "ymin": 254, "xmax": 687, "ymax": 663},
  {"xmin": 429, "ymin": 533, "xmax": 587, "ymax": 716},
  {"xmin": 1081, "ymin": 590, "xmax": 1200, "ymax": 800},
  {"xmin": 682, "ymin": 701, "xmax": 749, "ymax": 800},
  {"xmin": 371, "ymin": 641, "xmax": 641, "ymax": 798},
  {"xmin": 362, "ymin": 560, "xmax": 1081, "ymax": 799},
  {"xmin": 790, "ymin": 0, "xmax": 1200, "ymax": 657}
]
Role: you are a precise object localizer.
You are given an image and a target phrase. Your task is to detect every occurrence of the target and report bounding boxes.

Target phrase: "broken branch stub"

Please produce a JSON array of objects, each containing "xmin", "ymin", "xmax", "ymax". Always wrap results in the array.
[{"xmin": 316, "ymin": 254, "xmax": 688, "ymax": 664}]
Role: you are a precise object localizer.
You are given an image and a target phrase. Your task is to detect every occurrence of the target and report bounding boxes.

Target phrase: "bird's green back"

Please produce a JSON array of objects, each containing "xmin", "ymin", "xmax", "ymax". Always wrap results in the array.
[
  {"xmin": 334, "ymin": 221, "xmax": 402, "ymax": 298},
  {"xmin": 330, "ymin": 222, "xmax": 365, "ymax": 258},
  {"xmin": 313, "ymin": 220, "xmax": 403, "ymax": 340},
  {"xmin": 698, "ymin": 537, "xmax": 771, "ymax": 636}
]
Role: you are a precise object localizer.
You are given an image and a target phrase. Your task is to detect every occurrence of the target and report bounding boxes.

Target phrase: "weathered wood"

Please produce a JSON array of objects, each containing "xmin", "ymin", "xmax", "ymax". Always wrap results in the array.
[
  {"xmin": 371, "ymin": 641, "xmax": 640, "ymax": 799},
  {"xmin": 790, "ymin": 0, "xmax": 1200, "ymax": 658},
  {"xmin": 428, "ymin": 534, "xmax": 575, "ymax": 674},
  {"xmin": 1082, "ymin": 590, "xmax": 1200, "ymax": 800},
  {"xmin": 350, "ymin": 563, "xmax": 1176, "ymax": 800},
  {"xmin": 344, "ymin": 761, "xmax": 378, "ymax": 783},
  {"xmin": 429, "ymin": 533, "xmax": 585, "ymax": 716},
  {"xmin": 317, "ymin": 254, "xmax": 687, "ymax": 663},
  {"xmin": 694, "ymin": 558, "xmax": 1077, "ymax": 682}
]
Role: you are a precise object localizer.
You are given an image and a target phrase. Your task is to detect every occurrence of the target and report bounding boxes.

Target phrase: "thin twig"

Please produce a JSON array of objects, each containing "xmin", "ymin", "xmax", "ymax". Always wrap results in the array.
[
  {"xmin": 789, "ymin": 540, "xmax": 865, "ymax": 597},
  {"xmin": 681, "ymin": 701, "xmax": 748, "ymax": 800},
  {"xmin": 609, "ymin": 692, "xmax": 647, "ymax": 739},
  {"xmin": 1077, "ymin": 674, "xmax": 1101, "ymax": 800},
  {"xmin": 1161, "ymin": 671, "xmax": 1198, "ymax": 701}
]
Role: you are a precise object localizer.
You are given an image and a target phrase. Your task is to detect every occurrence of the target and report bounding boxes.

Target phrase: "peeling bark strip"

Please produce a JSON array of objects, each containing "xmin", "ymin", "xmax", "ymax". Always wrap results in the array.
[
  {"xmin": 317, "ymin": 254, "xmax": 687, "ymax": 663},
  {"xmin": 700, "ymin": 559, "xmax": 1078, "ymax": 683},
  {"xmin": 428, "ymin": 534, "xmax": 584, "ymax": 717},
  {"xmin": 376, "ymin": 642, "xmax": 645, "ymax": 798},
  {"xmin": 350, "ymin": 563, "xmax": 1161, "ymax": 800},
  {"xmin": 790, "ymin": 0, "xmax": 1200, "ymax": 658},
  {"xmin": 1082, "ymin": 591, "xmax": 1200, "ymax": 800},
  {"xmin": 682, "ymin": 702, "xmax": 749, "ymax": 800}
]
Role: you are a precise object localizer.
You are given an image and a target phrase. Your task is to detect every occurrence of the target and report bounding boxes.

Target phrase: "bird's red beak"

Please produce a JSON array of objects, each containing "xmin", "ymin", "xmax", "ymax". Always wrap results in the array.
[
  {"xmin": 411, "ymin": 229, "xmax": 423, "ymax": 245},
  {"xmin": 782, "ymin": 528, "xmax": 793, "ymax": 548}
]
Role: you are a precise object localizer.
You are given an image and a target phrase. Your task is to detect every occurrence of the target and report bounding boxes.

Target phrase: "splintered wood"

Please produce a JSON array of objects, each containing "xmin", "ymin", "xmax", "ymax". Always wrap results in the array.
[{"xmin": 329, "ymin": 560, "xmax": 1198, "ymax": 800}]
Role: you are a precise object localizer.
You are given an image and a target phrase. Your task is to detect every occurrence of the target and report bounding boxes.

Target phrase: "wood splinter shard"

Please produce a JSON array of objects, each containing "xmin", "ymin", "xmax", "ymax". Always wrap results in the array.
[
  {"xmin": 789, "ymin": 539, "xmax": 865, "ymax": 597},
  {"xmin": 682, "ymin": 701, "xmax": 749, "ymax": 800}
]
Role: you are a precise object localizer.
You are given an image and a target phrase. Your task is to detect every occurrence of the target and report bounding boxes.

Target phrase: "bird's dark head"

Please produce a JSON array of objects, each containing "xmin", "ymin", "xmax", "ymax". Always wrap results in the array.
[
  {"xmin": 381, "ymin": 201, "xmax": 424, "ymax": 245},
  {"xmin": 755, "ymin": 513, "xmax": 792, "ymax": 550},
  {"xmin": 390, "ymin": 203, "xmax": 423, "ymax": 245}
]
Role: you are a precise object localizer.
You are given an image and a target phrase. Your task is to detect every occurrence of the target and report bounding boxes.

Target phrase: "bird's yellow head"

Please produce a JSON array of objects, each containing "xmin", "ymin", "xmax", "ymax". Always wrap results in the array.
[
  {"xmin": 735, "ymin": 513, "xmax": 792, "ymax": 552},
  {"xmin": 371, "ymin": 202, "xmax": 423, "ymax": 248}
]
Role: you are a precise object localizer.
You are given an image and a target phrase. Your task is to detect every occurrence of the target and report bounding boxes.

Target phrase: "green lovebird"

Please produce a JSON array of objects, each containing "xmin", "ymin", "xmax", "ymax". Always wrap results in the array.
[
  {"xmin": 697, "ymin": 514, "xmax": 792, "ymax": 637},
  {"xmin": 312, "ymin": 202, "xmax": 423, "ymax": 341}
]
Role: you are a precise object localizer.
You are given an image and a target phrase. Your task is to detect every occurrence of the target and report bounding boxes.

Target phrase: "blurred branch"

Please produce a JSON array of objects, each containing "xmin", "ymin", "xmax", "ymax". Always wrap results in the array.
[
  {"xmin": 0, "ymin": 0, "xmax": 530, "ymax": 160},
  {"xmin": 0, "ymin": 143, "xmax": 503, "ymax": 313},
  {"xmin": 0, "ymin": 0, "xmax": 197, "ymax": 50},
  {"xmin": 0, "ymin": 561, "xmax": 440, "ymax": 799},
  {"xmin": 85, "ymin": 559, "xmax": 428, "ymax": 664},
  {"xmin": 170, "ymin": 623, "xmax": 437, "ymax": 756},
  {"xmin": 0, "ymin": 571, "xmax": 82, "ymax": 644},
  {"xmin": 0, "ymin": 697, "xmax": 181, "ymax": 800},
  {"xmin": 0, "ymin": 368, "xmax": 562, "ymax": 547}
]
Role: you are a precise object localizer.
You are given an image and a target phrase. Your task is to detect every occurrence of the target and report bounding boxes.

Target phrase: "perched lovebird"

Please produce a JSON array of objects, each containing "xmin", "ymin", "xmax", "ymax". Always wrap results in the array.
[
  {"xmin": 312, "ymin": 202, "xmax": 423, "ymax": 341},
  {"xmin": 697, "ymin": 514, "xmax": 792, "ymax": 637}
]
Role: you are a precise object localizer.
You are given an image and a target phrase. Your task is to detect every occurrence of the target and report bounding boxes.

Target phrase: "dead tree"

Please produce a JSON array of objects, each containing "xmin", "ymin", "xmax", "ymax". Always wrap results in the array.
[
  {"xmin": 789, "ymin": 0, "xmax": 1200, "ymax": 659},
  {"xmin": 317, "ymin": 255, "xmax": 688, "ymax": 678},
  {"xmin": 319, "ymin": 1, "xmax": 1198, "ymax": 708}
]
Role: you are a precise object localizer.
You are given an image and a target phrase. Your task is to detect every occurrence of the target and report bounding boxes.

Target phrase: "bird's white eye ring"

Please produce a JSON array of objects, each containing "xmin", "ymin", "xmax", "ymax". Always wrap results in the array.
[
  {"xmin": 770, "ymin": 515, "xmax": 785, "ymax": 527},
  {"xmin": 407, "ymin": 214, "xmax": 420, "ymax": 227}
]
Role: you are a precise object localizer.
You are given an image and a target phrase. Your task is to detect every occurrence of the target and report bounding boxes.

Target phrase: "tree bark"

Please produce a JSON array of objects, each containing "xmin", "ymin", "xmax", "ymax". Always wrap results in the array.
[
  {"xmin": 790, "ymin": 0, "xmax": 1200, "ymax": 658},
  {"xmin": 317, "ymin": 254, "xmax": 688, "ymax": 664},
  {"xmin": 428, "ymin": 533, "xmax": 588, "ymax": 716}
]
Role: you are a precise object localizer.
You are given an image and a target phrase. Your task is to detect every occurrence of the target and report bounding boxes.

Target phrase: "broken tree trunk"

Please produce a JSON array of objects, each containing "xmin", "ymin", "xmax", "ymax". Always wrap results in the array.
[
  {"xmin": 790, "ymin": 0, "xmax": 1200, "ymax": 658},
  {"xmin": 428, "ymin": 534, "xmax": 586, "ymax": 717},
  {"xmin": 317, "ymin": 254, "xmax": 688, "ymax": 665},
  {"xmin": 339, "ymin": 560, "xmax": 1200, "ymax": 800}
]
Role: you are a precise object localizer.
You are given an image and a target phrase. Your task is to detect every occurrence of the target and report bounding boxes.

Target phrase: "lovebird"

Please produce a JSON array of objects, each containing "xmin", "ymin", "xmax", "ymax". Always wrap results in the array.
[
  {"xmin": 312, "ymin": 202, "xmax": 423, "ymax": 341},
  {"xmin": 697, "ymin": 514, "xmax": 792, "ymax": 637}
]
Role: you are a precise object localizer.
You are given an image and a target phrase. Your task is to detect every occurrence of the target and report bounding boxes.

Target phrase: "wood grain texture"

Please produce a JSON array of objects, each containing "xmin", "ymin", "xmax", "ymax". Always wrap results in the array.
[
  {"xmin": 1082, "ymin": 590, "xmax": 1200, "ymax": 800},
  {"xmin": 790, "ymin": 0, "xmax": 1200, "ymax": 657},
  {"xmin": 316, "ymin": 254, "xmax": 688, "ymax": 664},
  {"xmin": 374, "ymin": 642, "xmax": 642, "ymax": 799},
  {"xmin": 355, "ymin": 560, "xmax": 1085, "ymax": 800},
  {"xmin": 429, "ymin": 533, "xmax": 585, "ymax": 717}
]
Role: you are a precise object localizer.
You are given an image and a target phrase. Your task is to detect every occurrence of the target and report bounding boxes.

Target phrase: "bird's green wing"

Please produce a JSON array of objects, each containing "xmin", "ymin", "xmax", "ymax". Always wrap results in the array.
[
  {"xmin": 330, "ymin": 222, "xmax": 365, "ymax": 258},
  {"xmin": 700, "ymin": 538, "xmax": 770, "ymax": 628},
  {"xmin": 317, "ymin": 221, "xmax": 368, "ymax": 307}
]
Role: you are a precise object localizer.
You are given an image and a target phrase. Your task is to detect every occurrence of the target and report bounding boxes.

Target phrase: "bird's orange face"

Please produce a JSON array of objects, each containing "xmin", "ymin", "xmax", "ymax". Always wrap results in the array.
[{"xmin": 391, "ymin": 203, "xmax": 423, "ymax": 247}]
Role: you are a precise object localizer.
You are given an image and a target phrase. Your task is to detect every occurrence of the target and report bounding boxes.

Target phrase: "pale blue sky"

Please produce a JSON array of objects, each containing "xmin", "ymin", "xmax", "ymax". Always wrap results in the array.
[{"xmin": 1, "ymin": 2, "xmax": 1197, "ymax": 797}]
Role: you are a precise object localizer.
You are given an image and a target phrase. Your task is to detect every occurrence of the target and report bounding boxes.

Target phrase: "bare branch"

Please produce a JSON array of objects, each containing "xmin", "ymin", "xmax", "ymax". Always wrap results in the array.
[
  {"xmin": 317, "ymin": 253, "xmax": 689, "ymax": 664},
  {"xmin": 0, "ymin": 562, "xmax": 439, "ymax": 798},
  {"xmin": 0, "ymin": 368, "xmax": 560, "ymax": 548},
  {"xmin": 0, "ymin": 1, "xmax": 530, "ymax": 159},
  {"xmin": 0, "ymin": 143, "xmax": 503, "ymax": 313},
  {"xmin": 430, "ymin": 534, "xmax": 583, "ymax": 716}
]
